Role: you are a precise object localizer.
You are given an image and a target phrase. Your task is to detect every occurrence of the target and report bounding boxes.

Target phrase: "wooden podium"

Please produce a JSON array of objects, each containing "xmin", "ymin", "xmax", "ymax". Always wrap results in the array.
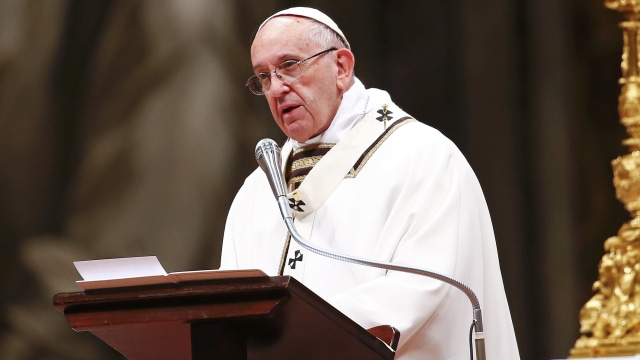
[{"xmin": 53, "ymin": 273, "xmax": 398, "ymax": 360}]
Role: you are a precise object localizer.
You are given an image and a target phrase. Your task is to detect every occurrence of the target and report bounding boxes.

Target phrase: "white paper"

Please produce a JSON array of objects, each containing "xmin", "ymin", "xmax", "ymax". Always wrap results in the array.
[
  {"xmin": 72, "ymin": 256, "xmax": 268, "ymax": 291},
  {"xmin": 73, "ymin": 256, "xmax": 167, "ymax": 281}
]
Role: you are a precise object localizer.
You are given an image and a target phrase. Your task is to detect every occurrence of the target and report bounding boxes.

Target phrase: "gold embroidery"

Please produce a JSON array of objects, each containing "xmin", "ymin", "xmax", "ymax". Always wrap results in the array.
[
  {"xmin": 286, "ymin": 143, "xmax": 335, "ymax": 191},
  {"xmin": 381, "ymin": 104, "xmax": 389, "ymax": 129},
  {"xmin": 278, "ymin": 232, "xmax": 291, "ymax": 275},
  {"xmin": 288, "ymin": 175, "xmax": 306, "ymax": 187},
  {"xmin": 291, "ymin": 142, "xmax": 334, "ymax": 156},
  {"xmin": 347, "ymin": 117, "xmax": 416, "ymax": 178},
  {"xmin": 291, "ymin": 155, "xmax": 324, "ymax": 171}
]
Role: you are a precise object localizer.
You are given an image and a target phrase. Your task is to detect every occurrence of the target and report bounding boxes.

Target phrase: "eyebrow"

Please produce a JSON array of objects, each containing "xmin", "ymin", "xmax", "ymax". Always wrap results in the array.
[{"xmin": 252, "ymin": 52, "xmax": 303, "ymax": 72}]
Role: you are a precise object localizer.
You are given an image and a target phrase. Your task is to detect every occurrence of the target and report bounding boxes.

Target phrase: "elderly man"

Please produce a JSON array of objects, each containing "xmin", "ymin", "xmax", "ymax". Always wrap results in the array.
[{"xmin": 220, "ymin": 7, "xmax": 520, "ymax": 359}]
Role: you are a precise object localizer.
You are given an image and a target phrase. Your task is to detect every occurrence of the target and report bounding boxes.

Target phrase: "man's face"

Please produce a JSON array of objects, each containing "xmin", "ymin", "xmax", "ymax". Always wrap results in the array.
[{"xmin": 250, "ymin": 17, "xmax": 346, "ymax": 142}]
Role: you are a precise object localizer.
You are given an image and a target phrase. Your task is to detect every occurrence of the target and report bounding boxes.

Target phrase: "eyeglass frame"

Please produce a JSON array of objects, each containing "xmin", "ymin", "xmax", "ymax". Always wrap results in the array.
[{"xmin": 245, "ymin": 47, "xmax": 338, "ymax": 95}]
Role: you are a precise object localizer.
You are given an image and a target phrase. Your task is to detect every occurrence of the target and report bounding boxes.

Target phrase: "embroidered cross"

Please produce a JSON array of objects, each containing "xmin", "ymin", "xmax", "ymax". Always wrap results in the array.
[
  {"xmin": 376, "ymin": 104, "xmax": 393, "ymax": 129},
  {"xmin": 288, "ymin": 196, "xmax": 306, "ymax": 212},
  {"xmin": 288, "ymin": 250, "xmax": 303, "ymax": 269}
]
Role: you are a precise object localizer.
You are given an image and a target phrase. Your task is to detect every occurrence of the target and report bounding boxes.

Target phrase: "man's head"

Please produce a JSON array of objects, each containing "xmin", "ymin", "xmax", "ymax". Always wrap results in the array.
[{"xmin": 248, "ymin": 8, "xmax": 355, "ymax": 142}]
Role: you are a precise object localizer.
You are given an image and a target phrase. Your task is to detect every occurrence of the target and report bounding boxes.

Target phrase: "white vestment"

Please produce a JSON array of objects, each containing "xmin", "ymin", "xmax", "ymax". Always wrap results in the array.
[{"xmin": 221, "ymin": 78, "xmax": 520, "ymax": 359}]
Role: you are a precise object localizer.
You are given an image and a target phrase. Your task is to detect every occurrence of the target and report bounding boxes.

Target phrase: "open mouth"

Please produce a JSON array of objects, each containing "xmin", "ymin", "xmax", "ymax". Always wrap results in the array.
[{"xmin": 283, "ymin": 105, "xmax": 299, "ymax": 114}]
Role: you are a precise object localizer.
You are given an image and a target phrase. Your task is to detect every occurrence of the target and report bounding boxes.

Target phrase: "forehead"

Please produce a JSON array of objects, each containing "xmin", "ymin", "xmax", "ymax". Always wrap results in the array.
[{"xmin": 251, "ymin": 16, "xmax": 318, "ymax": 66}]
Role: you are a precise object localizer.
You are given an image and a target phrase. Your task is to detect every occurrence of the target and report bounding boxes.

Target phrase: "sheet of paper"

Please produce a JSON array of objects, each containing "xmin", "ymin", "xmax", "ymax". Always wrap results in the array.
[
  {"xmin": 73, "ymin": 256, "xmax": 167, "ymax": 281},
  {"xmin": 72, "ymin": 256, "xmax": 268, "ymax": 291}
]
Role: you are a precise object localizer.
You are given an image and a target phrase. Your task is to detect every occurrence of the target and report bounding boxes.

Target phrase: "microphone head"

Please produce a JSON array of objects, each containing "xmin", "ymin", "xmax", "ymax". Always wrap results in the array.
[
  {"xmin": 255, "ymin": 138, "xmax": 280, "ymax": 163},
  {"xmin": 255, "ymin": 138, "xmax": 287, "ymax": 198}
]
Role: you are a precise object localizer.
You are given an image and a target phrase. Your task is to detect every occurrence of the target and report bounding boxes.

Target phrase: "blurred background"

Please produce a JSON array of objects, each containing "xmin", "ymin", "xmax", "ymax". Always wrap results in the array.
[{"xmin": 0, "ymin": 0, "xmax": 626, "ymax": 359}]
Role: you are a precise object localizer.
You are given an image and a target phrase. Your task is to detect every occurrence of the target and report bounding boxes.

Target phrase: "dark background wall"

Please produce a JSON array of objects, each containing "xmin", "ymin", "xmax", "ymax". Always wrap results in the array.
[{"xmin": 0, "ymin": 1, "xmax": 627, "ymax": 359}]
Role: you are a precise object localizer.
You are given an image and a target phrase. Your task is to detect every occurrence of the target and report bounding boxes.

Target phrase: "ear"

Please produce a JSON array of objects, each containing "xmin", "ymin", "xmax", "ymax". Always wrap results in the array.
[{"xmin": 335, "ymin": 48, "xmax": 355, "ymax": 91}]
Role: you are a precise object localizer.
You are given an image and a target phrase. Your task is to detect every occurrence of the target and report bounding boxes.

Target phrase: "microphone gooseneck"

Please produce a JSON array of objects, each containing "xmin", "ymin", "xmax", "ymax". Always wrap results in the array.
[{"xmin": 255, "ymin": 138, "xmax": 486, "ymax": 360}]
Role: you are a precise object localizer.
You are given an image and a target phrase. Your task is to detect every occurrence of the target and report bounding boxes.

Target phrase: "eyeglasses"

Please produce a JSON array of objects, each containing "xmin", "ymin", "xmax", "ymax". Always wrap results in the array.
[{"xmin": 246, "ymin": 48, "xmax": 337, "ymax": 95}]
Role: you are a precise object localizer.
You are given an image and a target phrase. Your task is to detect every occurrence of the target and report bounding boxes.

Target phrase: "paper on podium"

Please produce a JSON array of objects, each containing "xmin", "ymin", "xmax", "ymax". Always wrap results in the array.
[{"xmin": 73, "ymin": 256, "xmax": 267, "ymax": 290}]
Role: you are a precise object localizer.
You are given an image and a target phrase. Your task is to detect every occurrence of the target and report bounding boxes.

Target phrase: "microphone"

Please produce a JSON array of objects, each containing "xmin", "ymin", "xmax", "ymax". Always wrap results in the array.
[
  {"xmin": 255, "ymin": 138, "xmax": 486, "ymax": 360},
  {"xmin": 255, "ymin": 138, "xmax": 292, "ymax": 222}
]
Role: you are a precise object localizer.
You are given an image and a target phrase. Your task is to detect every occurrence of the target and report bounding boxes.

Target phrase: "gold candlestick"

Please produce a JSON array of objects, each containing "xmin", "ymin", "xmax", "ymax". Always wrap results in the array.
[{"xmin": 570, "ymin": 0, "xmax": 640, "ymax": 357}]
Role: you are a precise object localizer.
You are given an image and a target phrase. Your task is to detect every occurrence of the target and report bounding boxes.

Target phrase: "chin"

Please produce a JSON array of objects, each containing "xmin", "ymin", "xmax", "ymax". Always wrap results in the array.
[
  {"xmin": 289, "ymin": 135, "xmax": 309, "ymax": 143},
  {"xmin": 285, "ymin": 129, "xmax": 311, "ymax": 143}
]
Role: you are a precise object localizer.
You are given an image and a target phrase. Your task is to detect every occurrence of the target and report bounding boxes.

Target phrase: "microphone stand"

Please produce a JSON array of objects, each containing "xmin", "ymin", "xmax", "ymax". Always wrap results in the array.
[{"xmin": 256, "ymin": 138, "xmax": 487, "ymax": 360}]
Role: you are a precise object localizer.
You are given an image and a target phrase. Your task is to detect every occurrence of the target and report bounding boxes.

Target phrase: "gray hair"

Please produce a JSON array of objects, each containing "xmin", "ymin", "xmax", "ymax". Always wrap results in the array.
[
  {"xmin": 305, "ymin": 19, "xmax": 350, "ymax": 50},
  {"xmin": 303, "ymin": 17, "xmax": 355, "ymax": 86}
]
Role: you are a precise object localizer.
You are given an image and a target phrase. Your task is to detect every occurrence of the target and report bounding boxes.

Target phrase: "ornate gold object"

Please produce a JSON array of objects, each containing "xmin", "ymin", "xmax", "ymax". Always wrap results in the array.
[{"xmin": 570, "ymin": 1, "xmax": 640, "ymax": 357}]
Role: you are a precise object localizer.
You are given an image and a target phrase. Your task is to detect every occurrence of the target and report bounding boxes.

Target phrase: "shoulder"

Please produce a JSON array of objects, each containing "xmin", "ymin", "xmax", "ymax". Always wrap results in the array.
[
  {"xmin": 387, "ymin": 117, "xmax": 461, "ymax": 157},
  {"xmin": 232, "ymin": 167, "xmax": 268, "ymax": 200},
  {"xmin": 380, "ymin": 117, "xmax": 479, "ymax": 182}
]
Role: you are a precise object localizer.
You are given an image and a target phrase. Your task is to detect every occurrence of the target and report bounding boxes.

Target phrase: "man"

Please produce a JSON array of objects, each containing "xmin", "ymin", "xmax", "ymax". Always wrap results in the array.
[{"xmin": 221, "ymin": 7, "xmax": 520, "ymax": 359}]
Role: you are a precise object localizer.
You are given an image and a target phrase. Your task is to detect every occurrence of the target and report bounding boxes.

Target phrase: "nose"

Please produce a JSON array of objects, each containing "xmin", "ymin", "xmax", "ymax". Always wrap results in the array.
[{"xmin": 266, "ymin": 73, "xmax": 290, "ymax": 96}]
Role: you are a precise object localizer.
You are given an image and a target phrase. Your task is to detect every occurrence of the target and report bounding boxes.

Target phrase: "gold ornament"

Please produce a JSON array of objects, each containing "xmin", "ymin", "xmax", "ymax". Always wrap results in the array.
[{"xmin": 570, "ymin": 1, "xmax": 640, "ymax": 357}]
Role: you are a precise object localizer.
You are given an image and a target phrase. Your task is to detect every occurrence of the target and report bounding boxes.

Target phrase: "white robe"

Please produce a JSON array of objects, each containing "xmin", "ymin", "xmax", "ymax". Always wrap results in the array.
[{"xmin": 221, "ymin": 78, "xmax": 520, "ymax": 360}]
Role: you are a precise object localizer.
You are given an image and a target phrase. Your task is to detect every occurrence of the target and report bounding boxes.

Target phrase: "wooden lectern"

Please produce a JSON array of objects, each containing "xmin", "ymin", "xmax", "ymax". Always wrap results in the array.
[{"xmin": 53, "ymin": 273, "xmax": 399, "ymax": 360}]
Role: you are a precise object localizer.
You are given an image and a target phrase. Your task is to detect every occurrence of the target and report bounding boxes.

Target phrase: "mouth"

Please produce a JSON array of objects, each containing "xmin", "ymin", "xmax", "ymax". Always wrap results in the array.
[{"xmin": 282, "ymin": 105, "xmax": 300, "ymax": 115}]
